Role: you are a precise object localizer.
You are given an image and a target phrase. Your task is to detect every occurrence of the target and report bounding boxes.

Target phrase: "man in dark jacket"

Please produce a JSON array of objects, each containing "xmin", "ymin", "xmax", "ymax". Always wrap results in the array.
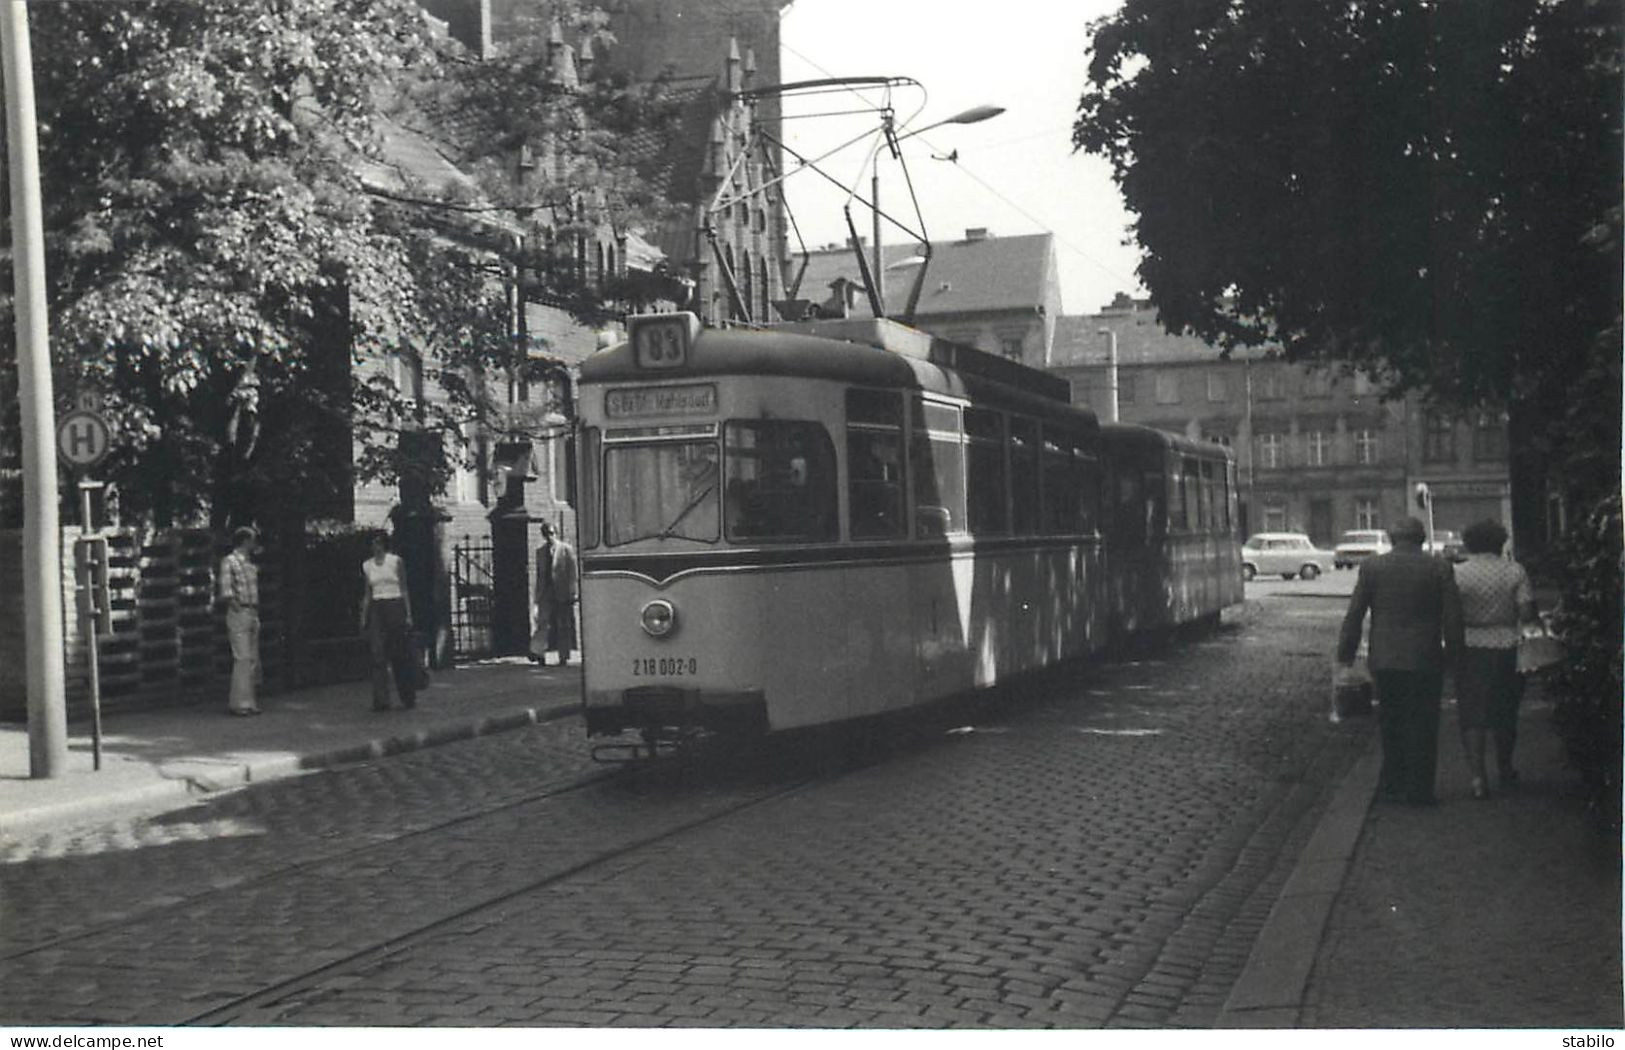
[{"xmin": 1337, "ymin": 516, "xmax": 1465, "ymax": 804}]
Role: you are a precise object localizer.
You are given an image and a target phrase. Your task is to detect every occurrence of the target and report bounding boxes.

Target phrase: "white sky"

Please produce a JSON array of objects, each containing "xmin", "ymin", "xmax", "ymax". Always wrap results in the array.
[{"xmin": 777, "ymin": 0, "xmax": 1139, "ymax": 317}]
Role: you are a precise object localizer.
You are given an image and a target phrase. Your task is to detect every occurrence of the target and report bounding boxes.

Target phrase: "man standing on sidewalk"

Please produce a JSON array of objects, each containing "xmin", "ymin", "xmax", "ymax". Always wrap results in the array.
[
  {"xmin": 1337, "ymin": 516, "xmax": 1464, "ymax": 804},
  {"xmin": 219, "ymin": 526, "xmax": 262, "ymax": 716}
]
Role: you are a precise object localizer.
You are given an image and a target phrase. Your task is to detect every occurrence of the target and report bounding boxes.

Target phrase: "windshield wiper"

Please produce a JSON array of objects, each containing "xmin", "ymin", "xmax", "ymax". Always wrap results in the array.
[{"xmin": 659, "ymin": 483, "xmax": 715, "ymax": 539}]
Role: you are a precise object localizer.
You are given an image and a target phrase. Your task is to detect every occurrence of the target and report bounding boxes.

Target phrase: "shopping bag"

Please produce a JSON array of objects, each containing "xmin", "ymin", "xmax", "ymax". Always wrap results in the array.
[
  {"xmin": 1331, "ymin": 660, "xmax": 1373, "ymax": 721},
  {"xmin": 1517, "ymin": 625, "xmax": 1564, "ymax": 675}
]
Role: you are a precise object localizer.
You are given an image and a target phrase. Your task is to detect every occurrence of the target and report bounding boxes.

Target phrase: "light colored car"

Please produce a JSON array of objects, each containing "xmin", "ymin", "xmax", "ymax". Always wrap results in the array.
[
  {"xmin": 1240, "ymin": 532, "xmax": 1335, "ymax": 581},
  {"xmin": 1334, "ymin": 529, "xmax": 1392, "ymax": 569}
]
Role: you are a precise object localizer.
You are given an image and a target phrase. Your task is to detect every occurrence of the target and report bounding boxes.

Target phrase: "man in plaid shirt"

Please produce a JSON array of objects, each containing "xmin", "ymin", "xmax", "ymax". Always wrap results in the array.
[{"xmin": 219, "ymin": 526, "xmax": 261, "ymax": 715}]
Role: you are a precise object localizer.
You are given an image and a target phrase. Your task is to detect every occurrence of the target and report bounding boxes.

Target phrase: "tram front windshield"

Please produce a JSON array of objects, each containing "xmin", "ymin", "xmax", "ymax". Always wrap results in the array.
[{"xmin": 604, "ymin": 436, "xmax": 720, "ymax": 545}]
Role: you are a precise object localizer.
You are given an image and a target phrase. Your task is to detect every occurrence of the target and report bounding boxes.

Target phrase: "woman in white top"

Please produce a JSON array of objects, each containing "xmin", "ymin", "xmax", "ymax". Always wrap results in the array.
[
  {"xmin": 361, "ymin": 534, "xmax": 416, "ymax": 711},
  {"xmin": 1452, "ymin": 519, "xmax": 1536, "ymax": 797}
]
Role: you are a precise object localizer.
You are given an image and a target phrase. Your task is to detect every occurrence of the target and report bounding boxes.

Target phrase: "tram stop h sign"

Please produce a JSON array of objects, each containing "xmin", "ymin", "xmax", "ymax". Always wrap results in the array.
[{"xmin": 56, "ymin": 409, "xmax": 111, "ymax": 471}]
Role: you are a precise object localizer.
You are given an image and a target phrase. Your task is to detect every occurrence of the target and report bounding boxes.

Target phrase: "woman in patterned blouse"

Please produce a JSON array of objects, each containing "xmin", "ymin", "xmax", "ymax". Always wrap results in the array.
[{"xmin": 1452, "ymin": 519, "xmax": 1537, "ymax": 798}]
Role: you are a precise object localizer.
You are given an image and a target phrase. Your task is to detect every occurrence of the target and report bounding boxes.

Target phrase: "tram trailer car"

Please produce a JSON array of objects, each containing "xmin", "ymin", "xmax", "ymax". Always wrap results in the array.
[
  {"xmin": 1098, "ymin": 423, "xmax": 1243, "ymax": 643},
  {"xmin": 576, "ymin": 312, "xmax": 1240, "ymax": 744}
]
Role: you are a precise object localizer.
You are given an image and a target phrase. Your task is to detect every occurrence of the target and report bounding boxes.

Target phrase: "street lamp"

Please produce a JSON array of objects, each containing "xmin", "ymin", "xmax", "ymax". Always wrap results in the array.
[
  {"xmin": 872, "ymin": 104, "xmax": 1005, "ymax": 316},
  {"xmin": 1096, "ymin": 328, "xmax": 1119, "ymax": 423}
]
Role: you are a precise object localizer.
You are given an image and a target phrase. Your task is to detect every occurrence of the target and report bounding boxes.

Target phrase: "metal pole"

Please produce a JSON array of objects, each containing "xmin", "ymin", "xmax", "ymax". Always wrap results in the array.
[
  {"xmin": 871, "ymin": 170, "xmax": 883, "ymax": 317},
  {"xmin": 1097, "ymin": 328, "xmax": 1119, "ymax": 423},
  {"xmin": 2, "ymin": 2, "xmax": 67, "ymax": 778},
  {"xmin": 79, "ymin": 482, "xmax": 102, "ymax": 772}
]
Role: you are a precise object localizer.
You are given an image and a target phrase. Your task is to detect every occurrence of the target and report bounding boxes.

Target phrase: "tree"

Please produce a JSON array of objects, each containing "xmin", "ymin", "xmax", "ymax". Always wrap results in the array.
[
  {"xmin": 1074, "ymin": 0, "xmax": 1622, "ymax": 818},
  {"xmin": 0, "ymin": 0, "xmax": 681, "ymax": 530}
]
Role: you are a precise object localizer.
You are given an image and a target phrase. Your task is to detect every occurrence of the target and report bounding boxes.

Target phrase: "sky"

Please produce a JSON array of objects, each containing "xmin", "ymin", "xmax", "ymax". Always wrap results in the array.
[{"xmin": 777, "ymin": 0, "xmax": 1138, "ymax": 318}]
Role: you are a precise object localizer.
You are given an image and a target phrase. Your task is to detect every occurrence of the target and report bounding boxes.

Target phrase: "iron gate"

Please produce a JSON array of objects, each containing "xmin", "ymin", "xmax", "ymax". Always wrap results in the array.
[{"xmin": 449, "ymin": 535, "xmax": 494, "ymax": 660}]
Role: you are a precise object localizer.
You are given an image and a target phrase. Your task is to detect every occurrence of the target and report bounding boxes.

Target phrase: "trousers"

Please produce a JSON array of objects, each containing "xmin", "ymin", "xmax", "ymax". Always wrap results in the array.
[
  {"xmin": 367, "ymin": 597, "xmax": 417, "ymax": 710},
  {"xmin": 1372, "ymin": 669, "xmax": 1443, "ymax": 803},
  {"xmin": 225, "ymin": 606, "xmax": 260, "ymax": 713}
]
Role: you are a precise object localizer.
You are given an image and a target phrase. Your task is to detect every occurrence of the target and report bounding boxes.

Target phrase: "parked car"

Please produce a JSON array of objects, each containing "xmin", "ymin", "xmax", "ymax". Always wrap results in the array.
[
  {"xmin": 1427, "ymin": 529, "xmax": 1466, "ymax": 562},
  {"xmin": 1240, "ymin": 532, "xmax": 1335, "ymax": 581},
  {"xmin": 1334, "ymin": 529, "xmax": 1392, "ymax": 569}
]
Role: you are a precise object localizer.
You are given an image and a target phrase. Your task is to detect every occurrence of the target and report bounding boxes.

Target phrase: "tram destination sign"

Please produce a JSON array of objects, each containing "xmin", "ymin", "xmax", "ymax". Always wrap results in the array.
[{"xmin": 605, "ymin": 383, "xmax": 717, "ymax": 419}]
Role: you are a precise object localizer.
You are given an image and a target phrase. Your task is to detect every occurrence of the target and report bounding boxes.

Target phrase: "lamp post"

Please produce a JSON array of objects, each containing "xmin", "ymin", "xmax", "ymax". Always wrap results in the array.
[
  {"xmin": 1096, "ymin": 327, "xmax": 1119, "ymax": 423},
  {"xmin": 873, "ymin": 104, "xmax": 1004, "ymax": 314},
  {"xmin": 2, "ymin": 2, "xmax": 67, "ymax": 778}
]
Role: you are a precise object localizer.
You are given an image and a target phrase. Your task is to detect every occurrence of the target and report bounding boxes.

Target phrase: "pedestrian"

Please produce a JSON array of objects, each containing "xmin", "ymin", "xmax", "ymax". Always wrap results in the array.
[
  {"xmin": 361, "ymin": 533, "xmax": 416, "ymax": 711},
  {"xmin": 529, "ymin": 521, "xmax": 578, "ymax": 667},
  {"xmin": 1452, "ymin": 519, "xmax": 1538, "ymax": 797},
  {"xmin": 1336, "ymin": 515, "xmax": 1464, "ymax": 805},
  {"xmin": 218, "ymin": 526, "xmax": 262, "ymax": 716}
]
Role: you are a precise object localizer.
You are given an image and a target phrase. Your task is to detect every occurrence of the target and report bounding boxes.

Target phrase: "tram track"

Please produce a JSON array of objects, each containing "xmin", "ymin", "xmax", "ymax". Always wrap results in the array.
[
  {"xmin": 183, "ymin": 767, "xmax": 827, "ymax": 1026},
  {"xmin": 0, "ymin": 764, "xmax": 621, "ymax": 965}
]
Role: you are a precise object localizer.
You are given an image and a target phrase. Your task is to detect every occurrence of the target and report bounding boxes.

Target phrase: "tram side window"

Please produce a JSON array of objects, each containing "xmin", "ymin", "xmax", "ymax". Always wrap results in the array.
[
  {"xmin": 1040, "ymin": 428, "xmax": 1080, "ymax": 534},
  {"xmin": 1115, "ymin": 466, "xmax": 1146, "ymax": 545},
  {"xmin": 724, "ymin": 420, "xmax": 837, "ymax": 543},
  {"xmin": 1009, "ymin": 417, "xmax": 1041, "ymax": 534},
  {"xmin": 1166, "ymin": 460, "xmax": 1186, "ymax": 534},
  {"xmin": 1183, "ymin": 456, "xmax": 1203, "ymax": 532},
  {"xmin": 911, "ymin": 398, "xmax": 965, "ymax": 538},
  {"xmin": 964, "ymin": 408, "xmax": 1007, "ymax": 535},
  {"xmin": 579, "ymin": 427, "xmax": 601, "ymax": 550},
  {"xmin": 1199, "ymin": 459, "xmax": 1216, "ymax": 533},
  {"xmin": 846, "ymin": 389, "xmax": 905, "ymax": 539},
  {"xmin": 1077, "ymin": 453, "xmax": 1101, "ymax": 534},
  {"xmin": 1145, "ymin": 469, "xmax": 1168, "ymax": 537}
]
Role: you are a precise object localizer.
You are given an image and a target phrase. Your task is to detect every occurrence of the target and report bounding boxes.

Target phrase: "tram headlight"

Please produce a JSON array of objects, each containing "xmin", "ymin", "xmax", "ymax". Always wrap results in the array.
[{"xmin": 640, "ymin": 599, "xmax": 677, "ymax": 638}]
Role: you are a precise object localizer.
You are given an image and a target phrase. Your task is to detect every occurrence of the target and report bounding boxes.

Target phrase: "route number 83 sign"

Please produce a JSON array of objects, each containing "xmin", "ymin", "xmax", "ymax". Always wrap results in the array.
[{"xmin": 628, "ymin": 311, "xmax": 700, "ymax": 370}]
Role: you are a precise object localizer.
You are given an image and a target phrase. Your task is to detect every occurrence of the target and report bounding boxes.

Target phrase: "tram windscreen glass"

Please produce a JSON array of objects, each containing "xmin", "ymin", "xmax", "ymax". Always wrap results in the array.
[
  {"xmin": 603, "ymin": 439, "xmax": 720, "ymax": 545},
  {"xmin": 724, "ymin": 421, "xmax": 837, "ymax": 542}
]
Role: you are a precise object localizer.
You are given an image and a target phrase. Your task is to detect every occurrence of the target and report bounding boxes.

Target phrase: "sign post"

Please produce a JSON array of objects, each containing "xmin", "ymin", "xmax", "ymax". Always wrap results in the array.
[{"xmin": 59, "ymin": 406, "xmax": 112, "ymax": 771}]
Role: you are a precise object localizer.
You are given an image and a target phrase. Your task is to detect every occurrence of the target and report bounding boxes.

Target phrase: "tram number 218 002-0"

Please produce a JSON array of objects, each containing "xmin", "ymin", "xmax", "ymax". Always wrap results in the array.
[{"xmin": 632, "ymin": 657, "xmax": 699, "ymax": 677}]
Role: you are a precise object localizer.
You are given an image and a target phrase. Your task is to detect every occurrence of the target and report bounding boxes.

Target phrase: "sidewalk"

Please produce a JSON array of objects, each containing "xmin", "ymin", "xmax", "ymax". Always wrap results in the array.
[
  {"xmin": 1220, "ymin": 679, "xmax": 1623, "ymax": 1028},
  {"xmin": 0, "ymin": 658, "xmax": 584, "ymax": 838}
]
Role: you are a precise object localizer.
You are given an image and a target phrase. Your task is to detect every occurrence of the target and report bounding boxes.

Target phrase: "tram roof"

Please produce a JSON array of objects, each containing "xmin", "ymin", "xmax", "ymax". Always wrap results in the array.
[
  {"xmin": 1101, "ymin": 421, "xmax": 1235, "ymax": 462},
  {"xmin": 586, "ymin": 317, "xmax": 1089, "ymax": 423}
]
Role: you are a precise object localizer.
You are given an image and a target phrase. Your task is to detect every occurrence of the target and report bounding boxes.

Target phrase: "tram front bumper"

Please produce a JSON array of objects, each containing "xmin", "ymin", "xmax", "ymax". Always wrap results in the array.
[{"xmin": 585, "ymin": 686, "xmax": 768, "ymax": 737}]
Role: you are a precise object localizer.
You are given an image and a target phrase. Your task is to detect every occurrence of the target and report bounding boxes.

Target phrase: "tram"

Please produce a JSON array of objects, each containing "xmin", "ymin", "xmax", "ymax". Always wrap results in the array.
[{"xmin": 574, "ymin": 311, "xmax": 1239, "ymax": 749}]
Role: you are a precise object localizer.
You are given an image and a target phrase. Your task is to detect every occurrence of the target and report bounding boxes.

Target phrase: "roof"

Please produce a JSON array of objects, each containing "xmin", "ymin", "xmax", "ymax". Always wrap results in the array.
[
  {"xmin": 1052, "ymin": 310, "xmax": 1225, "ymax": 368},
  {"xmin": 789, "ymin": 233, "xmax": 1054, "ymax": 320}
]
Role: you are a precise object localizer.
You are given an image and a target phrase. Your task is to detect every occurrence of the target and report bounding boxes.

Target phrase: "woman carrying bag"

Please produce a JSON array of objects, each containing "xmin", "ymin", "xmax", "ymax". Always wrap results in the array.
[{"xmin": 1452, "ymin": 519, "xmax": 1538, "ymax": 798}]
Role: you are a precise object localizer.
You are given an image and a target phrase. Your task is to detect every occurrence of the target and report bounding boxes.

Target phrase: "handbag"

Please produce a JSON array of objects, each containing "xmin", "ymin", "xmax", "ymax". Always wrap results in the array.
[
  {"xmin": 1331, "ymin": 660, "xmax": 1373, "ymax": 721},
  {"xmin": 1517, "ymin": 626, "xmax": 1564, "ymax": 675}
]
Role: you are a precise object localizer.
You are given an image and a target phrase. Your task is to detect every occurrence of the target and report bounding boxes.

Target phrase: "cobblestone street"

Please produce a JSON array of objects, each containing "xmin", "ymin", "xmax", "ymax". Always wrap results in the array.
[{"xmin": 0, "ymin": 592, "xmax": 1375, "ymax": 1027}]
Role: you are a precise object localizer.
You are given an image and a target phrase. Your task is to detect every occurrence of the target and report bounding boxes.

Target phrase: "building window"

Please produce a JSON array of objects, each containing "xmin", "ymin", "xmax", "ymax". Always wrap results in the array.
[
  {"xmin": 1353, "ymin": 371, "xmax": 1376, "ymax": 396},
  {"xmin": 1473, "ymin": 412, "xmax": 1507, "ymax": 461},
  {"xmin": 1001, "ymin": 337, "xmax": 1023, "ymax": 362},
  {"xmin": 1355, "ymin": 497, "xmax": 1379, "ymax": 529},
  {"xmin": 1263, "ymin": 504, "xmax": 1288, "ymax": 531},
  {"xmin": 1423, "ymin": 413, "xmax": 1456, "ymax": 463},
  {"xmin": 1255, "ymin": 368, "xmax": 1285, "ymax": 400},
  {"xmin": 1354, "ymin": 429, "xmax": 1379, "ymax": 465},
  {"xmin": 1154, "ymin": 372, "xmax": 1180, "ymax": 404},
  {"xmin": 1258, "ymin": 432, "xmax": 1284, "ymax": 469},
  {"xmin": 1306, "ymin": 430, "xmax": 1330, "ymax": 466},
  {"xmin": 1207, "ymin": 372, "xmax": 1228, "ymax": 402},
  {"xmin": 1118, "ymin": 373, "xmax": 1136, "ymax": 403},
  {"xmin": 1302, "ymin": 368, "xmax": 1332, "ymax": 398}
]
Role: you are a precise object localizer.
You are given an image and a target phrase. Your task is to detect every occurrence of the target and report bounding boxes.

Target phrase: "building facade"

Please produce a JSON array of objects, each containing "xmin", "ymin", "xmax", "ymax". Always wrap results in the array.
[
  {"xmin": 789, "ymin": 229, "xmax": 1062, "ymax": 368},
  {"xmin": 1053, "ymin": 297, "xmax": 1512, "ymax": 546}
]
